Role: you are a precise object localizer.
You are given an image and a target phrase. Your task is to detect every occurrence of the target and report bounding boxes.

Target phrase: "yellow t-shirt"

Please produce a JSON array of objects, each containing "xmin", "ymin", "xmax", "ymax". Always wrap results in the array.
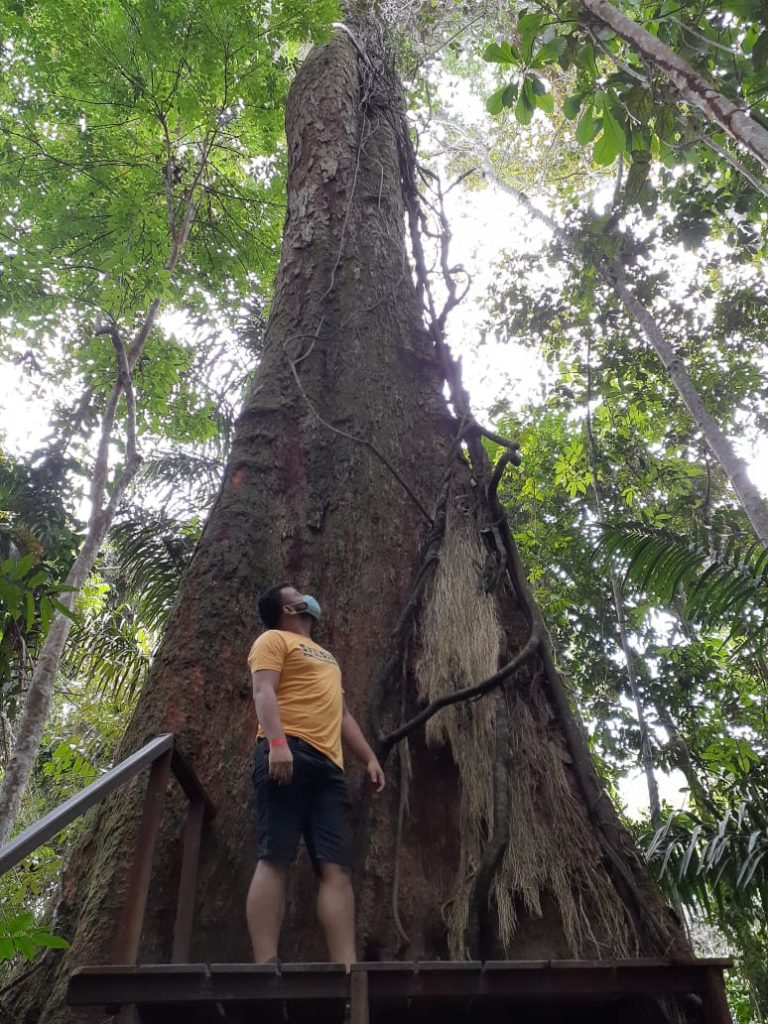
[{"xmin": 248, "ymin": 630, "xmax": 344, "ymax": 768}]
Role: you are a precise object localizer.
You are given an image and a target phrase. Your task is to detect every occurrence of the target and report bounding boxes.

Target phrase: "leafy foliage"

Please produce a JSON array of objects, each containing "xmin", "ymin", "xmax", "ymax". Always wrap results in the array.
[
  {"xmin": 62, "ymin": 509, "xmax": 199, "ymax": 697},
  {"xmin": 482, "ymin": 1, "xmax": 768, "ymax": 230}
]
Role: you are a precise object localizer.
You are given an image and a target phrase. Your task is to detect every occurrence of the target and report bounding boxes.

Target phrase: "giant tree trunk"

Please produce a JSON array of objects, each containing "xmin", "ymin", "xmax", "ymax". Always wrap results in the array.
[{"xmin": 15, "ymin": 24, "xmax": 688, "ymax": 1023}]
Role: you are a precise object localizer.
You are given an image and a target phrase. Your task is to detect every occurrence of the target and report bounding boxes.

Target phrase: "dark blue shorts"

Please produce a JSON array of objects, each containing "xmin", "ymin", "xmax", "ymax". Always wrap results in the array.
[{"xmin": 253, "ymin": 736, "xmax": 353, "ymax": 873}]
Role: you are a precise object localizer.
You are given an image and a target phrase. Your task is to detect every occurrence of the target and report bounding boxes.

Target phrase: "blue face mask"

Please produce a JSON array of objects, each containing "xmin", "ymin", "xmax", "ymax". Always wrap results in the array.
[{"xmin": 292, "ymin": 594, "xmax": 321, "ymax": 620}]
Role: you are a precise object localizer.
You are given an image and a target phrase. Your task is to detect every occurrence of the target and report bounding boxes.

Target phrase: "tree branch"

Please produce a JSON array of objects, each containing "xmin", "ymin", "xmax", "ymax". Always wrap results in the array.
[
  {"xmin": 379, "ymin": 635, "xmax": 540, "ymax": 756},
  {"xmin": 580, "ymin": 0, "xmax": 768, "ymax": 174}
]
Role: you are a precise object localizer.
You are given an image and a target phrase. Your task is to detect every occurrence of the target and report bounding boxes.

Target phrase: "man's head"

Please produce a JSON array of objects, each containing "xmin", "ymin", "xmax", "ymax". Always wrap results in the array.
[{"xmin": 258, "ymin": 583, "xmax": 321, "ymax": 633}]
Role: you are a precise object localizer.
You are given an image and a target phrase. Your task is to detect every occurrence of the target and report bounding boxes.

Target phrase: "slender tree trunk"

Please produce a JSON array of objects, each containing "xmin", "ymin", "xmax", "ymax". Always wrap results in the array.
[
  {"xmin": 0, "ymin": 333, "xmax": 140, "ymax": 844},
  {"xmin": 579, "ymin": 0, "xmax": 768, "ymax": 174},
  {"xmin": 603, "ymin": 262, "xmax": 768, "ymax": 547},
  {"xmin": 584, "ymin": 388, "xmax": 662, "ymax": 829},
  {"xmin": 0, "ymin": 147, "xmax": 207, "ymax": 840},
  {"xmin": 482, "ymin": 158, "xmax": 768, "ymax": 547},
  {"xmin": 15, "ymin": 25, "xmax": 689, "ymax": 1023}
]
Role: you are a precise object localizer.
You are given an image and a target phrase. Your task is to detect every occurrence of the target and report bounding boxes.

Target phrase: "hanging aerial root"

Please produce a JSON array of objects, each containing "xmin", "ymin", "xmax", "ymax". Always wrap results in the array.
[
  {"xmin": 467, "ymin": 689, "xmax": 510, "ymax": 960},
  {"xmin": 391, "ymin": 738, "xmax": 412, "ymax": 953},
  {"xmin": 495, "ymin": 681, "xmax": 633, "ymax": 957}
]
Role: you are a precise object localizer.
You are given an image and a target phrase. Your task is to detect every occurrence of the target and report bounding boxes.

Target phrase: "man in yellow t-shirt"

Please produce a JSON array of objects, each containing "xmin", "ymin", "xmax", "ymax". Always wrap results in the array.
[{"xmin": 245, "ymin": 583, "xmax": 385, "ymax": 969}]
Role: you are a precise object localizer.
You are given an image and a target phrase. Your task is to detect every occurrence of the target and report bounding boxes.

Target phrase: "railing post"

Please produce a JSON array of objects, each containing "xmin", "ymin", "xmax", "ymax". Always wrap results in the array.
[
  {"xmin": 171, "ymin": 798, "xmax": 205, "ymax": 963},
  {"xmin": 115, "ymin": 748, "xmax": 173, "ymax": 964},
  {"xmin": 350, "ymin": 967, "xmax": 370, "ymax": 1024},
  {"xmin": 703, "ymin": 966, "xmax": 733, "ymax": 1024}
]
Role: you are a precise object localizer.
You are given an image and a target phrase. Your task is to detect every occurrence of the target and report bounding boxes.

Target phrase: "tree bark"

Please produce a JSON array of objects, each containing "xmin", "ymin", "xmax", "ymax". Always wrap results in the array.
[
  {"xmin": 579, "ymin": 0, "xmax": 768, "ymax": 175},
  {"xmin": 14, "ymin": 26, "xmax": 689, "ymax": 1023}
]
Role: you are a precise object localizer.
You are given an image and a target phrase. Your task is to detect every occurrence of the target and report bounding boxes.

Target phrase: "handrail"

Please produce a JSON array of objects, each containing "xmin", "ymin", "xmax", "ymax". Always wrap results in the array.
[
  {"xmin": 0, "ymin": 733, "xmax": 215, "ymax": 965},
  {"xmin": 0, "ymin": 734, "xmax": 175, "ymax": 875}
]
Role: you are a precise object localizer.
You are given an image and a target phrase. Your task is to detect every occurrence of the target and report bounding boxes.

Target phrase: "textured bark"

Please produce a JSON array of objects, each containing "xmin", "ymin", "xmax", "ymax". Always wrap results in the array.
[
  {"xmin": 14, "ymin": 27, "xmax": 689, "ymax": 1023},
  {"xmin": 580, "ymin": 0, "xmax": 768, "ymax": 175}
]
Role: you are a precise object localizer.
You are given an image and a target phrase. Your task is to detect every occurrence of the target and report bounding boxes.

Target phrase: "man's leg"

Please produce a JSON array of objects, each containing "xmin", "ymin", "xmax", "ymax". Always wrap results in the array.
[
  {"xmin": 249, "ymin": 738, "xmax": 305, "ymax": 963},
  {"xmin": 317, "ymin": 862, "xmax": 356, "ymax": 968},
  {"xmin": 246, "ymin": 859, "xmax": 288, "ymax": 962}
]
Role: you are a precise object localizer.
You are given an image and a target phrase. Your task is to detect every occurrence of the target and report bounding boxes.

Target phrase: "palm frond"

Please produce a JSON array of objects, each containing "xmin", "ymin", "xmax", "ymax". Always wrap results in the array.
[
  {"xmin": 136, "ymin": 448, "xmax": 224, "ymax": 512},
  {"xmin": 105, "ymin": 511, "xmax": 199, "ymax": 632},
  {"xmin": 646, "ymin": 801, "xmax": 768, "ymax": 924},
  {"xmin": 61, "ymin": 510, "xmax": 199, "ymax": 697},
  {"xmin": 595, "ymin": 522, "xmax": 768, "ymax": 637}
]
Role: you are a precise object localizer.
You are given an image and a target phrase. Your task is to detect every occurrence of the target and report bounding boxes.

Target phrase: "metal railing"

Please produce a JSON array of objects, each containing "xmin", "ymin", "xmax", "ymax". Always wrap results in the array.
[{"xmin": 0, "ymin": 734, "xmax": 215, "ymax": 964}]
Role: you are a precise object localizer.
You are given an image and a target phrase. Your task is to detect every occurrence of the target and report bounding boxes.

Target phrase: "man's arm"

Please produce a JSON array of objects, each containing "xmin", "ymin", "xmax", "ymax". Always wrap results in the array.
[
  {"xmin": 341, "ymin": 703, "xmax": 385, "ymax": 792},
  {"xmin": 252, "ymin": 669, "xmax": 293, "ymax": 784}
]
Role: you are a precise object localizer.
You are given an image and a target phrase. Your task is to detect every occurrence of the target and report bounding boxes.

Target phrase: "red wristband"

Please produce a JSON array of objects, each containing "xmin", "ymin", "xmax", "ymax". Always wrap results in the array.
[{"xmin": 269, "ymin": 738, "xmax": 288, "ymax": 749}]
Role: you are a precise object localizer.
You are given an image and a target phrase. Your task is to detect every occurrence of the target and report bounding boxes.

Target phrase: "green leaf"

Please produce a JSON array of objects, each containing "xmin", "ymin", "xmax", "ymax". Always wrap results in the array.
[
  {"xmin": 535, "ymin": 91, "xmax": 555, "ymax": 114},
  {"xmin": 7, "ymin": 912, "xmax": 34, "ymax": 935},
  {"xmin": 535, "ymin": 35, "xmax": 568, "ymax": 64},
  {"xmin": 575, "ymin": 104, "xmax": 599, "ymax": 145},
  {"xmin": 518, "ymin": 12, "xmax": 545, "ymax": 59},
  {"xmin": 486, "ymin": 88, "xmax": 505, "ymax": 116},
  {"xmin": 501, "ymin": 83, "xmax": 519, "ymax": 107},
  {"xmin": 50, "ymin": 599, "xmax": 78, "ymax": 621},
  {"xmin": 655, "ymin": 104, "xmax": 677, "ymax": 144},
  {"xmin": 625, "ymin": 85, "xmax": 653, "ymax": 124},
  {"xmin": 0, "ymin": 937, "xmax": 15, "ymax": 961},
  {"xmin": 593, "ymin": 106, "xmax": 626, "ymax": 165},
  {"xmin": 13, "ymin": 935, "xmax": 37, "ymax": 961},
  {"xmin": 563, "ymin": 94, "xmax": 583, "ymax": 120},
  {"xmin": 752, "ymin": 29, "xmax": 768, "ymax": 72},
  {"xmin": 29, "ymin": 929, "xmax": 69, "ymax": 950},
  {"xmin": 484, "ymin": 41, "xmax": 518, "ymax": 64},
  {"xmin": 515, "ymin": 80, "xmax": 535, "ymax": 126}
]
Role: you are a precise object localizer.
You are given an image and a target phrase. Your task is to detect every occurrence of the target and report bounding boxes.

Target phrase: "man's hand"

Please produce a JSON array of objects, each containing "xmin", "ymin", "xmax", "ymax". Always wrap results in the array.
[
  {"xmin": 366, "ymin": 758, "xmax": 385, "ymax": 793},
  {"xmin": 269, "ymin": 744, "xmax": 294, "ymax": 785}
]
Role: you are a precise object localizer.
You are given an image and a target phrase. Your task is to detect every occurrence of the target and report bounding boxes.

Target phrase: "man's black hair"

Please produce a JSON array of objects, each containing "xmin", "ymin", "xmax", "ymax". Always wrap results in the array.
[{"xmin": 258, "ymin": 583, "xmax": 290, "ymax": 629}]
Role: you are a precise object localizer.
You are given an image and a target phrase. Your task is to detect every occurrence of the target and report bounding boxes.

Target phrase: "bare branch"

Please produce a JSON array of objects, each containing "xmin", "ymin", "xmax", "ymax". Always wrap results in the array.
[{"xmin": 380, "ymin": 635, "xmax": 541, "ymax": 755}]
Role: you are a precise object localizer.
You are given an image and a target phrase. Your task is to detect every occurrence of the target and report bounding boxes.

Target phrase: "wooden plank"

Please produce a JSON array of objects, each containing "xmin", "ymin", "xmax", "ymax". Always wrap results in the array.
[
  {"xmin": 68, "ymin": 958, "xmax": 733, "ymax": 1017},
  {"xmin": 68, "ymin": 968, "xmax": 348, "ymax": 1005},
  {"xmin": 703, "ymin": 966, "xmax": 733, "ymax": 1024},
  {"xmin": 114, "ymin": 749, "xmax": 173, "ymax": 964},
  {"xmin": 418, "ymin": 961, "xmax": 484, "ymax": 972}
]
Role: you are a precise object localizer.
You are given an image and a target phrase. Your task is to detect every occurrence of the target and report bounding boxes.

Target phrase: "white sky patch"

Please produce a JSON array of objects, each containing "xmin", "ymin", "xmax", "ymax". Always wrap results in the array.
[{"xmin": 621, "ymin": 766, "xmax": 690, "ymax": 819}]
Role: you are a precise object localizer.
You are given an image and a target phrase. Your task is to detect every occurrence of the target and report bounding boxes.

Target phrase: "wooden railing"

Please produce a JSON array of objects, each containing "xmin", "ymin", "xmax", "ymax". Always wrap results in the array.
[{"xmin": 0, "ymin": 734, "xmax": 215, "ymax": 964}]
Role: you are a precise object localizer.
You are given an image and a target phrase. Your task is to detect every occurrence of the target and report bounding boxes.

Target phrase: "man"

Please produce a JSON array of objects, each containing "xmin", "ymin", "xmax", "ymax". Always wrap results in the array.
[{"xmin": 246, "ymin": 583, "xmax": 385, "ymax": 969}]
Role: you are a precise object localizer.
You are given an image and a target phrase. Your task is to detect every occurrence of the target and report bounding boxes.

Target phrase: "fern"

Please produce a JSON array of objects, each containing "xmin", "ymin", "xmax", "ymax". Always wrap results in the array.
[{"xmin": 645, "ymin": 797, "xmax": 768, "ymax": 927}]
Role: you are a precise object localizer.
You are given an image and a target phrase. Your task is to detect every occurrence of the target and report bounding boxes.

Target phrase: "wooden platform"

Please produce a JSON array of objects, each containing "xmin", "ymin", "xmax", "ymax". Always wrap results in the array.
[{"xmin": 67, "ymin": 958, "xmax": 733, "ymax": 1023}]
